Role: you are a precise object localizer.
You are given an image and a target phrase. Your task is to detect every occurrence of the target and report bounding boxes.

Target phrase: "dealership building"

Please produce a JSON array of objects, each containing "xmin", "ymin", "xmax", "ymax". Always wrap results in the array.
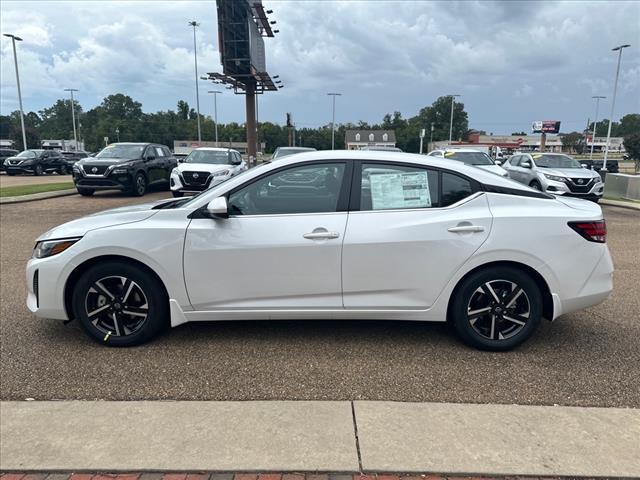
[{"xmin": 345, "ymin": 130, "xmax": 396, "ymax": 150}]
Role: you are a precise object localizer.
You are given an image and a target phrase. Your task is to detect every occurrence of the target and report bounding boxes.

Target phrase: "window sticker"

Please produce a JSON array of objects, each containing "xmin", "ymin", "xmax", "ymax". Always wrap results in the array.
[{"xmin": 369, "ymin": 171, "xmax": 431, "ymax": 210}]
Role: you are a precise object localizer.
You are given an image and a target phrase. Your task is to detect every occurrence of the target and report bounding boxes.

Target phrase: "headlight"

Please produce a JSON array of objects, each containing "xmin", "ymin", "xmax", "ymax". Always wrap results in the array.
[
  {"xmin": 33, "ymin": 238, "xmax": 81, "ymax": 259},
  {"xmin": 213, "ymin": 169, "xmax": 230, "ymax": 177},
  {"xmin": 110, "ymin": 162, "xmax": 135, "ymax": 174},
  {"xmin": 543, "ymin": 173, "xmax": 566, "ymax": 182}
]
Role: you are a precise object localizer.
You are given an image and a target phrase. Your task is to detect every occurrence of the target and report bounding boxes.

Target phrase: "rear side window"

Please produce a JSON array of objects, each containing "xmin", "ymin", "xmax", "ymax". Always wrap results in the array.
[
  {"xmin": 360, "ymin": 163, "xmax": 439, "ymax": 210},
  {"xmin": 442, "ymin": 172, "xmax": 473, "ymax": 207}
]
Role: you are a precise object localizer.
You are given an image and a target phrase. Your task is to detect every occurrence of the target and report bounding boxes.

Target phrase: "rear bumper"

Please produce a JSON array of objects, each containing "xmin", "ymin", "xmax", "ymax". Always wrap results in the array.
[{"xmin": 554, "ymin": 247, "xmax": 614, "ymax": 318}]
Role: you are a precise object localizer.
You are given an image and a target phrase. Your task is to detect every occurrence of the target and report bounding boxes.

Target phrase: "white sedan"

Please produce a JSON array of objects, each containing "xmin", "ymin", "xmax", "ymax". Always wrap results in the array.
[{"xmin": 26, "ymin": 151, "xmax": 613, "ymax": 350}]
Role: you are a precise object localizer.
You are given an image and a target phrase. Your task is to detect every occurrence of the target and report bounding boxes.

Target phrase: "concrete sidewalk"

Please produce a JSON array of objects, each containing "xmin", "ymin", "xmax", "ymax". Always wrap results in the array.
[{"xmin": 1, "ymin": 401, "xmax": 639, "ymax": 477}]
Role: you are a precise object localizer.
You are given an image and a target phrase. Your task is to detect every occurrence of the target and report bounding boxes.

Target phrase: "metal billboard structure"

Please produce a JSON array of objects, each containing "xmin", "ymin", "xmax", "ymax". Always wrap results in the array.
[{"xmin": 207, "ymin": 0, "xmax": 280, "ymax": 162}]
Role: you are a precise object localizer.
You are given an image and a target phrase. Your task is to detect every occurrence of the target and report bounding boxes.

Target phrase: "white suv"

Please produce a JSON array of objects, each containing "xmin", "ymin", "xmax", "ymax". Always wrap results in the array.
[{"xmin": 427, "ymin": 148, "xmax": 508, "ymax": 177}]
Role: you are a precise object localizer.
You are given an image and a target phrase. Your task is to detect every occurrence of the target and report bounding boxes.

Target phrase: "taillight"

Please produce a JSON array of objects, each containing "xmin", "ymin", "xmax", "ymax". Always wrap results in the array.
[{"xmin": 568, "ymin": 220, "xmax": 606, "ymax": 243}]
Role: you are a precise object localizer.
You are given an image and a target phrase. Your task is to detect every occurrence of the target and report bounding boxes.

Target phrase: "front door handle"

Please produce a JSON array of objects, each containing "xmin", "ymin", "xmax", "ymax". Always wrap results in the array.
[
  {"xmin": 448, "ymin": 225, "xmax": 485, "ymax": 233},
  {"xmin": 303, "ymin": 228, "xmax": 340, "ymax": 240}
]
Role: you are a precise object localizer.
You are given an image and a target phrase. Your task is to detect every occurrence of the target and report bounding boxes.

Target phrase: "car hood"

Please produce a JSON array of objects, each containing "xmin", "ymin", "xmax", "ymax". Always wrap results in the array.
[
  {"xmin": 541, "ymin": 167, "xmax": 598, "ymax": 178},
  {"xmin": 175, "ymin": 163, "xmax": 232, "ymax": 174},
  {"xmin": 475, "ymin": 164, "xmax": 507, "ymax": 176},
  {"xmin": 35, "ymin": 199, "xmax": 174, "ymax": 242}
]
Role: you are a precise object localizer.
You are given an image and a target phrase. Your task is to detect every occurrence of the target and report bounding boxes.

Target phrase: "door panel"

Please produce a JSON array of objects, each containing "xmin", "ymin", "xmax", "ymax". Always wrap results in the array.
[
  {"xmin": 184, "ymin": 214, "xmax": 347, "ymax": 310},
  {"xmin": 342, "ymin": 194, "xmax": 492, "ymax": 309}
]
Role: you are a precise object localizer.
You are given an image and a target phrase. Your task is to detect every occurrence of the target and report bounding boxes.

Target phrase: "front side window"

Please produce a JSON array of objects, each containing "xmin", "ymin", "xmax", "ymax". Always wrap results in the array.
[
  {"xmin": 360, "ymin": 163, "xmax": 439, "ymax": 211},
  {"xmin": 228, "ymin": 163, "xmax": 346, "ymax": 216}
]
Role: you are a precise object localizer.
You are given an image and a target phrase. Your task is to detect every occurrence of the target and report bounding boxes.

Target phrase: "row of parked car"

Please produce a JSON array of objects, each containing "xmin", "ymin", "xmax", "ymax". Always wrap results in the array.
[{"xmin": 1, "ymin": 148, "xmax": 91, "ymax": 175}]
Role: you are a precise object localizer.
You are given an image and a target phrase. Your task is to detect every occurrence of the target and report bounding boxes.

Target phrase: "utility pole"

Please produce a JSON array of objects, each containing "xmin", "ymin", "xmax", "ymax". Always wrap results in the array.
[
  {"xmin": 602, "ymin": 44, "xmax": 630, "ymax": 172},
  {"xmin": 429, "ymin": 124, "xmax": 434, "ymax": 152},
  {"xmin": 189, "ymin": 21, "xmax": 202, "ymax": 143},
  {"xmin": 4, "ymin": 34, "xmax": 27, "ymax": 150},
  {"xmin": 419, "ymin": 128, "xmax": 425, "ymax": 154},
  {"xmin": 64, "ymin": 88, "xmax": 79, "ymax": 150},
  {"xmin": 448, "ymin": 94, "xmax": 461, "ymax": 144},
  {"xmin": 590, "ymin": 96, "xmax": 605, "ymax": 161},
  {"xmin": 208, "ymin": 90, "xmax": 221, "ymax": 147},
  {"xmin": 328, "ymin": 93, "xmax": 341, "ymax": 150}
]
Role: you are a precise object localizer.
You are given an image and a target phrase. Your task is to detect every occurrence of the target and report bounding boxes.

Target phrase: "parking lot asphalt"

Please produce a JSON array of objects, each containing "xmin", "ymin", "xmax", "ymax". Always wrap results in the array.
[{"xmin": 0, "ymin": 192, "xmax": 638, "ymax": 406}]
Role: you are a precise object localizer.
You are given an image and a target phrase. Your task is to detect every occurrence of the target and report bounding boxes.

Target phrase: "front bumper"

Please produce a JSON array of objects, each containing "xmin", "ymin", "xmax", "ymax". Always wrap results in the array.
[
  {"xmin": 73, "ymin": 170, "xmax": 134, "ymax": 191},
  {"xmin": 170, "ymin": 171, "xmax": 230, "ymax": 193},
  {"xmin": 26, "ymin": 255, "xmax": 70, "ymax": 321},
  {"xmin": 544, "ymin": 178, "xmax": 604, "ymax": 198},
  {"xmin": 5, "ymin": 164, "xmax": 36, "ymax": 174}
]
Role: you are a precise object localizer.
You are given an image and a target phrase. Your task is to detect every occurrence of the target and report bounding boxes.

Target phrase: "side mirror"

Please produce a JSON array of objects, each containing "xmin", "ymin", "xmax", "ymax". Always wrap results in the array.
[
  {"xmin": 495, "ymin": 161, "xmax": 502, "ymax": 166},
  {"xmin": 581, "ymin": 163, "xmax": 588, "ymax": 169},
  {"xmin": 178, "ymin": 158, "xmax": 185, "ymax": 163},
  {"xmin": 521, "ymin": 161, "xmax": 531, "ymax": 168},
  {"xmin": 205, "ymin": 196, "xmax": 228, "ymax": 219}
]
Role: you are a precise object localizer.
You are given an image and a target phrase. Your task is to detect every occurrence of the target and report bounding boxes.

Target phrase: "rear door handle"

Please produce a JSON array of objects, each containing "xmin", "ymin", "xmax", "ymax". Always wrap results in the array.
[
  {"xmin": 448, "ymin": 225, "xmax": 485, "ymax": 233},
  {"xmin": 303, "ymin": 228, "xmax": 340, "ymax": 240}
]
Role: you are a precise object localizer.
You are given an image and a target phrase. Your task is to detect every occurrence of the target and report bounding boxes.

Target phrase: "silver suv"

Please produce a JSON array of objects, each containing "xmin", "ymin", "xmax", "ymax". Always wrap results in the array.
[{"xmin": 503, "ymin": 153, "xmax": 604, "ymax": 202}]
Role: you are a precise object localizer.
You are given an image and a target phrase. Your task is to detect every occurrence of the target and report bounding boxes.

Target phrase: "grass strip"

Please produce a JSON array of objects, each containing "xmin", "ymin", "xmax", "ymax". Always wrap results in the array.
[{"xmin": 0, "ymin": 182, "xmax": 75, "ymax": 198}]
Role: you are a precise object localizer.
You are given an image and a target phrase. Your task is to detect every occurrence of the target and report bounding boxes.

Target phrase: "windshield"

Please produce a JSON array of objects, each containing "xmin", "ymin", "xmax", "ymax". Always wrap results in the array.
[
  {"xmin": 186, "ymin": 150, "xmax": 233, "ymax": 165},
  {"xmin": 532, "ymin": 154, "xmax": 582, "ymax": 169},
  {"xmin": 273, "ymin": 148, "xmax": 315, "ymax": 159},
  {"xmin": 444, "ymin": 151, "xmax": 494, "ymax": 166},
  {"xmin": 16, "ymin": 150, "xmax": 41, "ymax": 158},
  {"xmin": 96, "ymin": 144, "xmax": 145, "ymax": 159}
]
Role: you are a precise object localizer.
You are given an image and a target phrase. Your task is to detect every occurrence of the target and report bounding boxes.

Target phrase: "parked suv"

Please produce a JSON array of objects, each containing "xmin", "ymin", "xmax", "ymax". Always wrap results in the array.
[
  {"xmin": 4, "ymin": 149, "xmax": 65, "ymax": 175},
  {"xmin": 502, "ymin": 153, "xmax": 604, "ymax": 202},
  {"xmin": 170, "ymin": 147, "xmax": 246, "ymax": 197},
  {"xmin": 427, "ymin": 148, "xmax": 508, "ymax": 177},
  {"xmin": 72, "ymin": 143, "xmax": 177, "ymax": 196},
  {"xmin": 60, "ymin": 151, "xmax": 90, "ymax": 174},
  {"xmin": 0, "ymin": 148, "xmax": 19, "ymax": 171}
]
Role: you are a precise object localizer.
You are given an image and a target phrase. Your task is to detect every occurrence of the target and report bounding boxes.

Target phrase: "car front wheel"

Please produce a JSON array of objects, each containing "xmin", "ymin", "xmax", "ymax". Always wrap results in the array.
[
  {"xmin": 530, "ymin": 180, "xmax": 542, "ymax": 191},
  {"xmin": 130, "ymin": 173, "xmax": 147, "ymax": 196},
  {"xmin": 450, "ymin": 266, "xmax": 542, "ymax": 351},
  {"xmin": 172, "ymin": 190, "xmax": 184, "ymax": 198},
  {"xmin": 71, "ymin": 261, "xmax": 169, "ymax": 347},
  {"xmin": 77, "ymin": 188, "xmax": 94, "ymax": 196},
  {"xmin": 34, "ymin": 164, "xmax": 43, "ymax": 176}
]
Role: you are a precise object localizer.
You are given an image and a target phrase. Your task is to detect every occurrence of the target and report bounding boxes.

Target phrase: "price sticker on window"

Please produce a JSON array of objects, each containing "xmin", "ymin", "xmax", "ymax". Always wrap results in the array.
[{"xmin": 370, "ymin": 171, "xmax": 431, "ymax": 210}]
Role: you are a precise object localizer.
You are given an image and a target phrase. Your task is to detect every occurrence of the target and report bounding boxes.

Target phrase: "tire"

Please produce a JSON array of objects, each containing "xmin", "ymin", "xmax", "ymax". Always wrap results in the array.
[
  {"xmin": 172, "ymin": 190, "xmax": 184, "ymax": 198},
  {"xmin": 6, "ymin": 172, "xmax": 16, "ymax": 176},
  {"xmin": 34, "ymin": 164, "xmax": 43, "ymax": 176},
  {"xmin": 58, "ymin": 165, "xmax": 68, "ymax": 175},
  {"xmin": 450, "ymin": 266, "xmax": 543, "ymax": 351},
  {"xmin": 77, "ymin": 188, "xmax": 95, "ymax": 196},
  {"xmin": 129, "ymin": 172, "xmax": 147, "ymax": 196},
  {"xmin": 529, "ymin": 180, "xmax": 542, "ymax": 191},
  {"xmin": 71, "ymin": 261, "xmax": 169, "ymax": 347}
]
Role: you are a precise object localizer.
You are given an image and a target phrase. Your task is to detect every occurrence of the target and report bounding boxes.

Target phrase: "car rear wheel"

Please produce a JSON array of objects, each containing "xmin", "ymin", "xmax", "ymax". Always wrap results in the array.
[
  {"xmin": 451, "ymin": 266, "xmax": 542, "ymax": 351},
  {"xmin": 130, "ymin": 173, "xmax": 147, "ymax": 196},
  {"xmin": 72, "ymin": 261, "xmax": 169, "ymax": 347},
  {"xmin": 77, "ymin": 188, "xmax": 95, "ymax": 196},
  {"xmin": 172, "ymin": 191, "xmax": 184, "ymax": 198}
]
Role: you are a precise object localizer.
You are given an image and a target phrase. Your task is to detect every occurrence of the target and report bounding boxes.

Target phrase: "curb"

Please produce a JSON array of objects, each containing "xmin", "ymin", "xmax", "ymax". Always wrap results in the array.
[
  {"xmin": 0, "ymin": 189, "xmax": 78, "ymax": 205},
  {"xmin": 600, "ymin": 198, "xmax": 640, "ymax": 211}
]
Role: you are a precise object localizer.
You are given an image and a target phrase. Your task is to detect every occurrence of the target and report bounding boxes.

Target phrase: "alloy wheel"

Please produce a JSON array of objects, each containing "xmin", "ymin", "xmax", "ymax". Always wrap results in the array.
[
  {"xmin": 136, "ymin": 175, "xmax": 146, "ymax": 195},
  {"xmin": 84, "ymin": 275, "xmax": 149, "ymax": 337},
  {"xmin": 466, "ymin": 279, "xmax": 531, "ymax": 341}
]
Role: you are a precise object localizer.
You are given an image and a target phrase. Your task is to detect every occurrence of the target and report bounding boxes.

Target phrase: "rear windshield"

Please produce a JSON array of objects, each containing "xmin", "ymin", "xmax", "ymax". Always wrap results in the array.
[{"xmin": 443, "ymin": 151, "xmax": 494, "ymax": 166}]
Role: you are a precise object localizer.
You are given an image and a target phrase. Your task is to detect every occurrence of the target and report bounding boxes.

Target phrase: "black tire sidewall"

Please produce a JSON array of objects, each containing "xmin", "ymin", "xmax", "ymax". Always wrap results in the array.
[
  {"xmin": 34, "ymin": 164, "xmax": 43, "ymax": 176},
  {"xmin": 72, "ymin": 261, "xmax": 168, "ymax": 347},
  {"xmin": 131, "ymin": 173, "xmax": 146, "ymax": 196},
  {"xmin": 77, "ymin": 188, "xmax": 94, "ymax": 196},
  {"xmin": 172, "ymin": 191, "xmax": 184, "ymax": 198},
  {"xmin": 452, "ymin": 266, "xmax": 543, "ymax": 351},
  {"xmin": 530, "ymin": 181, "xmax": 542, "ymax": 191}
]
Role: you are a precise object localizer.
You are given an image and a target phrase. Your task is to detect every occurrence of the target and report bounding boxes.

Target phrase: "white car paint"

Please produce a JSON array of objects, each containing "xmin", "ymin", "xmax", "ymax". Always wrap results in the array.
[
  {"xmin": 26, "ymin": 150, "xmax": 613, "ymax": 344},
  {"xmin": 427, "ymin": 148, "xmax": 508, "ymax": 177},
  {"xmin": 170, "ymin": 147, "xmax": 246, "ymax": 194}
]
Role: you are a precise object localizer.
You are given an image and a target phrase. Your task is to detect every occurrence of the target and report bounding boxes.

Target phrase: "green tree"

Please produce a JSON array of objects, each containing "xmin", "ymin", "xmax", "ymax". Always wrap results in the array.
[
  {"xmin": 560, "ymin": 132, "xmax": 584, "ymax": 154},
  {"xmin": 11, "ymin": 126, "xmax": 40, "ymax": 150},
  {"xmin": 618, "ymin": 114, "xmax": 640, "ymax": 137},
  {"xmin": 39, "ymin": 99, "xmax": 80, "ymax": 139},
  {"xmin": 413, "ymin": 96, "xmax": 469, "ymax": 146},
  {"xmin": 623, "ymin": 132, "xmax": 640, "ymax": 172}
]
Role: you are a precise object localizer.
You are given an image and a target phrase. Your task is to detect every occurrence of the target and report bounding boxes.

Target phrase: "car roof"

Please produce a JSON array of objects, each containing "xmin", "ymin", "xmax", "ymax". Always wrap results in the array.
[
  {"xmin": 432, "ymin": 148, "xmax": 489, "ymax": 153},
  {"xmin": 192, "ymin": 147, "xmax": 240, "ymax": 153}
]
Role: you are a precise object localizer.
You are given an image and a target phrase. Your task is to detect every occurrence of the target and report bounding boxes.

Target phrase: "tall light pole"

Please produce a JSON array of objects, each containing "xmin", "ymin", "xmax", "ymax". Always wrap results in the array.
[
  {"xmin": 64, "ymin": 88, "xmax": 79, "ymax": 150},
  {"xmin": 589, "ymin": 95, "xmax": 605, "ymax": 161},
  {"xmin": 602, "ymin": 44, "xmax": 631, "ymax": 171},
  {"xmin": 208, "ymin": 90, "xmax": 221, "ymax": 146},
  {"xmin": 4, "ymin": 34, "xmax": 27, "ymax": 151},
  {"xmin": 328, "ymin": 93, "xmax": 341, "ymax": 150},
  {"xmin": 189, "ymin": 21, "xmax": 202, "ymax": 143},
  {"xmin": 448, "ymin": 94, "xmax": 461, "ymax": 144}
]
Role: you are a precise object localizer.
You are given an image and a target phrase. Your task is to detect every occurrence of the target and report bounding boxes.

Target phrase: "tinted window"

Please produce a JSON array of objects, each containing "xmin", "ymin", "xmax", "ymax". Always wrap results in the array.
[
  {"xmin": 442, "ymin": 172, "xmax": 473, "ymax": 206},
  {"xmin": 444, "ymin": 151, "xmax": 493, "ymax": 165},
  {"xmin": 228, "ymin": 163, "xmax": 345, "ymax": 215},
  {"xmin": 360, "ymin": 163, "xmax": 439, "ymax": 211},
  {"xmin": 162, "ymin": 147, "xmax": 172, "ymax": 157}
]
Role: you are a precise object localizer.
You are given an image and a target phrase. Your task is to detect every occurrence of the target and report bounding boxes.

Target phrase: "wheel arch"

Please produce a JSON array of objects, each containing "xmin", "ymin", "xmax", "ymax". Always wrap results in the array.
[
  {"xmin": 63, "ymin": 254, "xmax": 169, "ymax": 321},
  {"xmin": 447, "ymin": 260, "xmax": 554, "ymax": 322}
]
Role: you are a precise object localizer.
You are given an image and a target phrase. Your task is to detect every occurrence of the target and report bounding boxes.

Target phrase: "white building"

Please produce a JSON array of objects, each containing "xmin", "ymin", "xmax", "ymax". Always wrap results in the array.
[{"xmin": 345, "ymin": 130, "xmax": 396, "ymax": 150}]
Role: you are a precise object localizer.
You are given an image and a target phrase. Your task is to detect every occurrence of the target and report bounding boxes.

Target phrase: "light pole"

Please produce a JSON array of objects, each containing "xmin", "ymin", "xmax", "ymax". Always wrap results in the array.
[
  {"xmin": 430, "ymin": 124, "xmax": 434, "ymax": 151},
  {"xmin": 328, "ymin": 93, "xmax": 341, "ymax": 150},
  {"xmin": 589, "ymin": 95, "xmax": 605, "ymax": 161},
  {"xmin": 115, "ymin": 128, "xmax": 120, "ymax": 142},
  {"xmin": 64, "ymin": 88, "xmax": 79, "ymax": 150},
  {"xmin": 189, "ymin": 21, "xmax": 202, "ymax": 143},
  {"xmin": 208, "ymin": 90, "xmax": 221, "ymax": 146},
  {"xmin": 3, "ymin": 34, "xmax": 27, "ymax": 151},
  {"xmin": 448, "ymin": 94, "xmax": 461, "ymax": 144},
  {"xmin": 602, "ymin": 44, "xmax": 631, "ymax": 171}
]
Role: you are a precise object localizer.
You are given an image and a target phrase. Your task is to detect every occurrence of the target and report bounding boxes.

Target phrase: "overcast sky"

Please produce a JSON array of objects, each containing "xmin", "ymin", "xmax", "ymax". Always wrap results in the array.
[{"xmin": 1, "ymin": 0, "xmax": 639, "ymax": 134}]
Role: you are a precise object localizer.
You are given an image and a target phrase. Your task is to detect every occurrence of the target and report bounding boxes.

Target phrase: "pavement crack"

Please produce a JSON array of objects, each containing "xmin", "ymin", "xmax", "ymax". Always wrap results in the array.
[{"xmin": 351, "ymin": 400, "xmax": 363, "ymax": 472}]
